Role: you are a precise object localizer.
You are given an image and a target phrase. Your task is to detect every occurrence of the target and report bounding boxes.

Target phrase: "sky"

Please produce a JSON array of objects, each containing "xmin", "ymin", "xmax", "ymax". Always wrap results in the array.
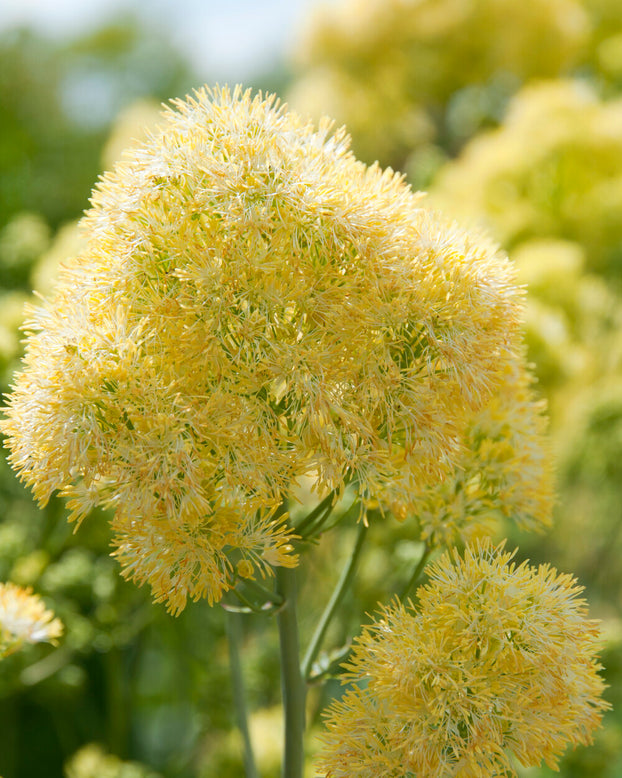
[{"xmin": 0, "ymin": 0, "xmax": 334, "ymax": 81}]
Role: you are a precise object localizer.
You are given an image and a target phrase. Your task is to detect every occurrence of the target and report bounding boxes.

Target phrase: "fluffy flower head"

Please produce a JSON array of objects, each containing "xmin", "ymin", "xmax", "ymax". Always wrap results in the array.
[
  {"xmin": 3, "ymin": 86, "xmax": 523, "ymax": 611},
  {"xmin": 318, "ymin": 542, "xmax": 609, "ymax": 777}
]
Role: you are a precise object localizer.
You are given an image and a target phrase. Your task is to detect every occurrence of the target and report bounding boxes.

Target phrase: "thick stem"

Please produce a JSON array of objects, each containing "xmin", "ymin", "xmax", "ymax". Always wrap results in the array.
[
  {"xmin": 226, "ymin": 610, "xmax": 259, "ymax": 778},
  {"xmin": 275, "ymin": 566, "xmax": 306, "ymax": 778},
  {"xmin": 302, "ymin": 519, "xmax": 368, "ymax": 681}
]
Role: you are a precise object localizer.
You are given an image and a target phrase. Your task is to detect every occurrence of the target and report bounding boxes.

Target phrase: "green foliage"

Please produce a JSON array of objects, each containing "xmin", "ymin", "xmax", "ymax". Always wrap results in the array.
[
  {"xmin": 0, "ymin": 18, "xmax": 194, "ymax": 233},
  {"xmin": 0, "ymin": 28, "xmax": 103, "ymax": 232},
  {"xmin": 65, "ymin": 743, "xmax": 163, "ymax": 778}
]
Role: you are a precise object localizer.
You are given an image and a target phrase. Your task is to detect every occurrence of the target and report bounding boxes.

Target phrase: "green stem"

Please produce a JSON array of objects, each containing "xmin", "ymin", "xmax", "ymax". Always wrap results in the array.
[
  {"xmin": 105, "ymin": 647, "xmax": 128, "ymax": 757},
  {"xmin": 400, "ymin": 542, "xmax": 432, "ymax": 599},
  {"xmin": 243, "ymin": 577, "xmax": 285, "ymax": 607},
  {"xmin": 226, "ymin": 610, "xmax": 259, "ymax": 778},
  {"xmin": 304, "ymin": 495, "xmax": 361, "ymax": 542},
  {"xmin": 226, "ymin": 578, "xmax": 285, "ymax": 613},
  {"xmin": 294, "ymin": 489, "xmax": 337, "ymax": 539},
  {"xmin": 302, "ymin": 519, "xmax": 368, "ymax": 681},
  {"xmin": 275, "ymin": 566, "xmax": 306, "ymax": 778},
  {"xmin": 229, "ymin": 588, "xmax": 263, "ymax": 613}
]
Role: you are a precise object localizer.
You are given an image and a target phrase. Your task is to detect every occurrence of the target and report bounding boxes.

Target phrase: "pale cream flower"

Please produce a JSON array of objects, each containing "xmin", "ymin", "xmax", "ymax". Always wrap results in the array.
[
  {"xmin": 432, "ymin": 80, "xmax": 622, "ymax": 277},
  {"xmin": 289, "ymin": 0, "xmax": 588, "ymax": 165},
  {"xmin": 0, "ymin": 582, "xmax": 63, "ymax": 658}
]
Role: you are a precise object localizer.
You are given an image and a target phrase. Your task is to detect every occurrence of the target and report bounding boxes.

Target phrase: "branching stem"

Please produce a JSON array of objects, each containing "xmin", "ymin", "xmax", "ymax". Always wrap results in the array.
[
  {"xmin": 302, "ymin": 519, "xmax": 368, "ymax": 681},
  {"xmin": 294, "ymin": 489, "xmax": 338, "ymax": 539}
]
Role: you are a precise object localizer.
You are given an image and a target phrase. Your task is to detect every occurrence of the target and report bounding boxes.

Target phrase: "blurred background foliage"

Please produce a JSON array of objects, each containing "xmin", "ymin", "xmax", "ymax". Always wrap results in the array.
[{"xmin": 0, "ymin": 1, "xmax": 621, "ymax": 776}]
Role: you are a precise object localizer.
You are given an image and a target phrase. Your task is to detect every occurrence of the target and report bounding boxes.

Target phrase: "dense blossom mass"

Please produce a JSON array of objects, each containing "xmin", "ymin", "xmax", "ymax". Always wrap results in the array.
[
  {"xmin": 2, "ymin": 86, "xmax": 524, "ymax": 612},
  {"xmin": 318, "ymin": 543, "xmax": 609, "ymax": 777}
]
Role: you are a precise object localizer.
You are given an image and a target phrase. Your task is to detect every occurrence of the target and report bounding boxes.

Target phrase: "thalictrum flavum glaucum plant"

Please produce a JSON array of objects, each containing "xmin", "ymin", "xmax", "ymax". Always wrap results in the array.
[{"xmin": 1, "ymin": 86, "xmax": 608, "ymax": 777}]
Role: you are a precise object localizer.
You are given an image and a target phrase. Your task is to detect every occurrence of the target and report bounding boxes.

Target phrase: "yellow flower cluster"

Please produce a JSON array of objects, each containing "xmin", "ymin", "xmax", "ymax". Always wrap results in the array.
[
  {"xmin": 318, "ymin": 543, "xmax": 609, "ymax": 777},
  {"xmin": 380, "ymin": 353, "xmax": 553, "ymax": 546},
  {"xmin": 0, "ymin": 581, "xmax": 63, "ymax": 658},
  {"xmin": 289, "ymin": 0, "xmax": 588, "ymax": 164},
  {"xmin": 2, "ymin": 87, "xmax": 524, "ymax": 613}
]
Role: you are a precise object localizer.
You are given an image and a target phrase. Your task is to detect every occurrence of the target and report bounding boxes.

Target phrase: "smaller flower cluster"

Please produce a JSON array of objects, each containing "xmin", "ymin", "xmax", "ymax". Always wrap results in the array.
[
  {"xmin": 0, "ymin": 582, "xmax": 63, "ymax": 659},
  {"xmin": 318, "ymin": 542, "xmax": 609, "ymax": 777}
]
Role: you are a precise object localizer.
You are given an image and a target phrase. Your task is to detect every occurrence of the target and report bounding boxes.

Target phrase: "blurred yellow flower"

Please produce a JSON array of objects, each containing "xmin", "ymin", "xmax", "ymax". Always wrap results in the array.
[
  {"xmin": 65, "ymin": 742, "xmax": 162, "ymax": 778},
  {"xmin": 289, "ymin": 0, "xmax": 588, "ymax": 165},
  {"xmin": 0, "ymin": 581, "xmax": 63, "ymax": 658},
  {"xmin": 2, "ymin": 86, "xmax": 524, "ymax": 612},
  {"xmin": 318, "ymin": 542, "xmax": 609, "ymax": 777},
  {"xmin": 432, "ymin": 79, "xmax": 622, "ymax": 278}
]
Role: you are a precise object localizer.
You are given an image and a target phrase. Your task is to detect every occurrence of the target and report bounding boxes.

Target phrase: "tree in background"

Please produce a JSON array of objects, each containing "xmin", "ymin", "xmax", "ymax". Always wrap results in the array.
[{"xmin": 0, "ymin": 17, "xmax": 194, "ymax": 234}]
